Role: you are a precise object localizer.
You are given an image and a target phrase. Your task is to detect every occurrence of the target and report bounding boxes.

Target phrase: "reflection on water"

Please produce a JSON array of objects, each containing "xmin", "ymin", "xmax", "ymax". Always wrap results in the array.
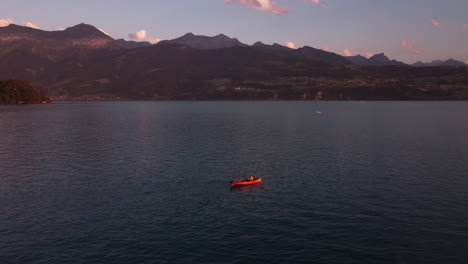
[{"xmin": 230, "ymin": 183, "xmax": 263, "ymax": 192}]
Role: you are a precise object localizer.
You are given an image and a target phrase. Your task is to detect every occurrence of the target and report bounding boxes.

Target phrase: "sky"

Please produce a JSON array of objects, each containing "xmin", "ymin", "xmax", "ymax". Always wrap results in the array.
[{"xmin": 1, "ymin": 0, "xmax": 467, "ymax": 63}]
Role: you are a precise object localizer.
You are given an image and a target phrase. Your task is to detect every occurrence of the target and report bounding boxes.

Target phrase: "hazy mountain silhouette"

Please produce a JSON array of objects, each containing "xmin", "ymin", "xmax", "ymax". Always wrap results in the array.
[
  {"xmin": 158, "ymin": 33, "xmax": 248, "ymax": 50},
  {"xmin": 60, "ymin": 23, "xmax": 113, "ymax": 39},
  {"xmin": 116, "ymin": 39, "xmax": 153, "ymax": 49},
  {"xmin": 252, "ymin": 42, "xmax": 292, "ymax": 55},
  {"xmin": 251, "ymin": 42, "xmax": 351, "ymax": 64},
  {"xmin": 346, "ymin": 55, "xmax": 370, "ymax": 65},
  {"xmin": 298, "ymin": 46, "xmax": 352, "ymax": 65},
  {"xmin": 346, "ymin": 53, "xmax": 406, "ymax": 66},
  {"xmin": 413, "ymin": 59, "xmax": 466, "ymax": 67}
]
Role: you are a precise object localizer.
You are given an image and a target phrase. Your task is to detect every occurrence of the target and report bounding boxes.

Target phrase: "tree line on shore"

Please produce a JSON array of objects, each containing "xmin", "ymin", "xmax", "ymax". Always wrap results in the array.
[{"xmin": 0, "ymin": 80, "xmax": 50, "ymax": 104}]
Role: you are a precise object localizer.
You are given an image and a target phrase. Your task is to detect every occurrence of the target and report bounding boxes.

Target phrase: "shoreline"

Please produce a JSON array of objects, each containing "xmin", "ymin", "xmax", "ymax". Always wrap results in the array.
[{"xmin": 48, "ymin": 99, "xmax": 468, "ymax": 102}]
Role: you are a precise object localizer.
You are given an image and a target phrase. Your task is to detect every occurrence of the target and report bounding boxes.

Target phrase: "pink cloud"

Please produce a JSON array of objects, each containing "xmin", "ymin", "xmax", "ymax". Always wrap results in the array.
[
  {"xmin": 303, "ymin": 0, "xmax": 328, "ymax": 8},
  {"xmin": 225, "ymin": 0, "xmax": 288, "ymax": 15},
  {"xmin": 128, "ymin": 29, "xmax": 147, "ymax": 40},
  {"xmin": 401, "ymin": 39, "xmax": 423, "ymax": 55},
  {"xmin": 0, "ymin": 18, "xmax": 13, "ymax": 27},
  {"xmin": 321, "ymin": 46, "xmax": 331, "ymax": 52},
  {"xmin": 343, "ymin": 48, "xmax": 353, "ymax": 56},
  {"xmin": 1, "ymin": 18, "xmax": 41, "ymax": 29},
  {"xmin": 128, "ymin": 29, "xmax": 161, "ymax": 43},
  {"xmin": 365, "ymin": 53, "xmax": 373, "ymax": 59},
  {"xmin": 431, "ymin": 19, "xmax": 442, "ymax": 29},
  {"xmin": 285, "ymin": 41, "xmax": 297, "ymax": 49},
  {"xmin": 464, "ymin": 24, "xmax": 468, "ymax": 28},
  {"xmin": 24, "ymin": 22, "xmax": 40, "ymax": 29}
]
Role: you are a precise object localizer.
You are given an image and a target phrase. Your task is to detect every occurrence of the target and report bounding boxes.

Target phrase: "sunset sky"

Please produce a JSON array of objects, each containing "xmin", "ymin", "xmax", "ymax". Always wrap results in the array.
[{"xmin": 1, "ymin": 0, "xmax": 467, "ymax": 63}]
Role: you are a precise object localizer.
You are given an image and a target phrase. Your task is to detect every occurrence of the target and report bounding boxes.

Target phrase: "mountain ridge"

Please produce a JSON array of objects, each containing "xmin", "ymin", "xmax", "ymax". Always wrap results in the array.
[
  {"xmin": 2, "ymin": 23, "xmax": 464, "ymax": 66},
  {"xmin": 0, "ymin": 23, "xmax": 467, "ymax": 100},
  {"xmin": 116, "ymin": 38, "xmax": 153, "ymax": 49},
  {"xmin": 346, "ymin": 53, "xmax": 406, "ymax": 66},
  {"xmin": 413, "ymin": 59, "xmax": 466, "ymax": 67},
  {"xmin": 157, "ymin": 32, "xmax": 248, "ymax": 50}
]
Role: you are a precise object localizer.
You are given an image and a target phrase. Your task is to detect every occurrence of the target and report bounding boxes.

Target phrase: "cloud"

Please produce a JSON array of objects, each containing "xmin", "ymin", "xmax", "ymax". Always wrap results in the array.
[
  {"xmin": 128, "ymin": 29, "xmax": 147, "ymax": 40},
  {"xmin": 225, "ymin": 0, "xmax": 288, "ymax": 15},
  {"xmin": 303, "ymin": 0, "xmax": 328, "ymax": 8},
  {"xmin": 343, "ymin": 48, "xmax": 353, "ymax": 56},
  {"xmin": 464, "ymin": 24, "xmax": 468, "ymax": 28},
  {"xmin": 285, "ymin": 41, "xmax": 296, "ymax": 49},
  {"xmin": 1, "ymin": 18, "xmax": 41, "ymax": 29},
  {"xmin": 321, "ymin": 46, "xmax": 331, "ymax": 52},
  {"xmin": 24, "ymin": 22, "xmax": 40, "ymax": 29},
  {"xmin": 128, "ymin": 29, "xmax": 161, "ymax": 43},
  {"xmin": 365, "ymin": 53, "xmax": 373, "ymax": 59},
  {"xmin": 0, "ymin": 18, "xmax": 13, "ymax": 27},
  {"xmin": 431, "ymin": 19, "xmax": 442, "ymax": 29},
  {"xmin": 401, "ymin": 39, "xmax": 422, "ymax": 55}
]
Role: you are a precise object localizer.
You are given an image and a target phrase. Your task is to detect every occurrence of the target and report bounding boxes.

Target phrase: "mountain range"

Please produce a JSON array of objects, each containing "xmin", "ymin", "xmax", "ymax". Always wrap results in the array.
[
  {"xmin": 347, "ymin": 53, "xmax": 406, "ymax": 66},
  {"xmin": 158, "ymin": 32, "xmax": 248, "ymax": 50},
  {"xmin": 0, "ymin": 23, "xmax": 467, "ymax": 100},
  {"xmin": 116, "ymin": 31, "xmax": 466, "ymax": 67},
  {"xmin": 412, "ymin": 59, "xmax": 467, "ymax": 67}
]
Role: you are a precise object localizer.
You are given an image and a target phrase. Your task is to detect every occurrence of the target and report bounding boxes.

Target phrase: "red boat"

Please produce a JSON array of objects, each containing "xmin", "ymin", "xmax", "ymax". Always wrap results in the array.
[{"xmin": 230, "ymin": 177, "xmax": 262, "ymax": 187}]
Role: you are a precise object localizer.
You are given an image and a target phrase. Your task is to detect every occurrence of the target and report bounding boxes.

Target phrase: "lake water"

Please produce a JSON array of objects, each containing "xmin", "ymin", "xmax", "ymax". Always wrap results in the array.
[{"xmin": 1, "ymin": 101, "xmax": 468, "ymax": 264}]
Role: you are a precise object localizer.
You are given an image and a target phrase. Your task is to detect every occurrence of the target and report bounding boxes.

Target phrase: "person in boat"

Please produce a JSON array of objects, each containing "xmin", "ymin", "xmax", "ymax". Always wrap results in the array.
[{"xmin": 248, "ymin": 176, "xmax": 254, "ymax": 181}]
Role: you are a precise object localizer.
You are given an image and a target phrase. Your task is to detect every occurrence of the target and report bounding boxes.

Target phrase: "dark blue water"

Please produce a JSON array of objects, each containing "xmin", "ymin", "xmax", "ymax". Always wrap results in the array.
[{"xmin": 1, "ymin": 101, "xmax": 468, "ymax": 264}]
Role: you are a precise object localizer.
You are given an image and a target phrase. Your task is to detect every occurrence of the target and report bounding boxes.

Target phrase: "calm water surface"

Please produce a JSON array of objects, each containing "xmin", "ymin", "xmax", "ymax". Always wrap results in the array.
[{"xmin": 1, "ymin": 101, "xmax": 468, "ymax": 264}]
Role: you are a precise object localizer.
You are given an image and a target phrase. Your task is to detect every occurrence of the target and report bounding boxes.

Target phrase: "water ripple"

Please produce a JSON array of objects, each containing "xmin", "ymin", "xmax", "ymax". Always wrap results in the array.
[{"xmin": 1, "ymin": 102, "xmax": 468, "ymax": 264}]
